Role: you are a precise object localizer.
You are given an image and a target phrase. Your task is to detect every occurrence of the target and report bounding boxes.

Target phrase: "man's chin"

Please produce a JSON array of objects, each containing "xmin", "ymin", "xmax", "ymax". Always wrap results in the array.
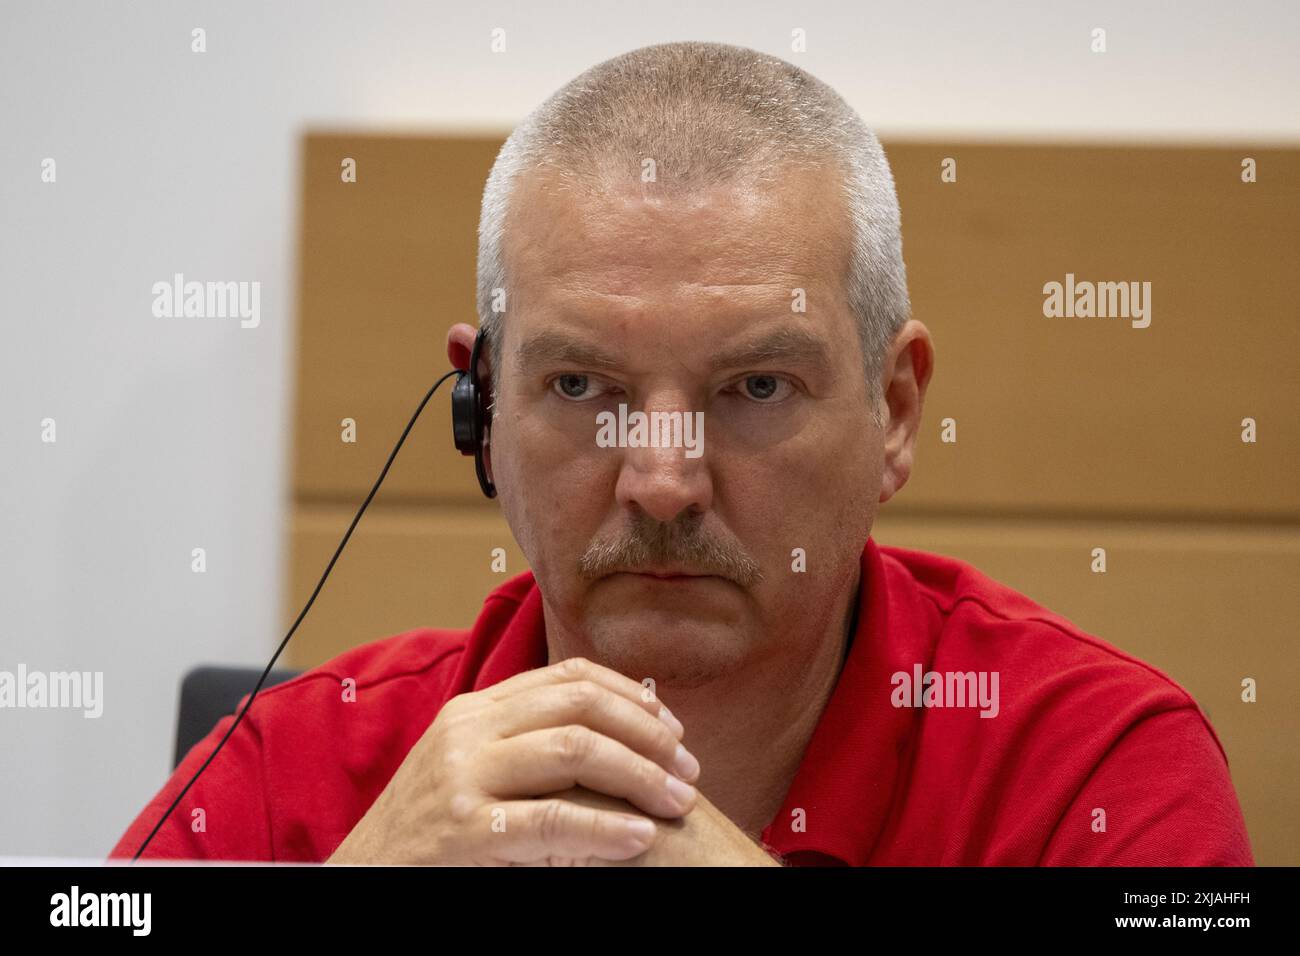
[{"xmin": 577, "ymin": 604, "xmax": 753, "ymax": 690}]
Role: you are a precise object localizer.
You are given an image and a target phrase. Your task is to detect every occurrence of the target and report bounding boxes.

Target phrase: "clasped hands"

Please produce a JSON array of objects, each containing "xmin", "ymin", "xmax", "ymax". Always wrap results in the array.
[{"xmin": 327, "ymin": 656, "xmax": 780, "ymax": 866}]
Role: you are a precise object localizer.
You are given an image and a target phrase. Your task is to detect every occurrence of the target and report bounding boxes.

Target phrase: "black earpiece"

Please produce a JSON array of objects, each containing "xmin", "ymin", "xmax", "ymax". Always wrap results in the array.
[{"xmin": 451, "ymin": 328, "xmax": 497, "ymax": 498}]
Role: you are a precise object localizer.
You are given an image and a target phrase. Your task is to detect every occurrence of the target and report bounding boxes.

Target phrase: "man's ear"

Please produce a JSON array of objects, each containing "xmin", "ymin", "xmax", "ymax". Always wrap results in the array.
[
  {"xmin": 878, "ymin": 320, "xmax": 935, "ymax": 504},
  {"xmin": 446, "ymin": 323, "xmax": 478, "ymax": 374}
]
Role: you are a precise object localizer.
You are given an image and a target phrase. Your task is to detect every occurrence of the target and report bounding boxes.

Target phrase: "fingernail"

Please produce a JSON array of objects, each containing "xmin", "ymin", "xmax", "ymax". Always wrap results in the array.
[
  {"xmin": 658, "ymin": 705, "xmax": 685, "ymax": 738},
  {"xmin": 665, "ymin": 774, "xmax": 696, "ymax": 810},
  {"xmin": 672, "ymin": 742, "xmax": 700, "ymax": 781}
]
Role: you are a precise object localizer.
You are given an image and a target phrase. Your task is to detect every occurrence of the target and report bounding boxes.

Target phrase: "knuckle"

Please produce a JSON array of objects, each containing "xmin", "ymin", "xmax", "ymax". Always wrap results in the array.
[
  {"xmin": 651, "ymin": 724, "xmax": 678, "ymax": 760},
  {"xmin": 536, "ymin": 800, "xmax": 568, "ymax": 844},
  {"xmin": 557, "ymin": 656, "xmax": 591, "ymax": 680},
  {"xmin": 555, "ymin": 724, "xmax": 596, "ymax": 767},
  {"xmin": 565, "ymin": 680, "xmax": 601, "ymax": 714},
  {"xmin": 586, "ymin": 808, "xmax": 604, "ymax": 845},
  {"xmin": 442, "ymin": 745, "xmax": 470, "ymax": 770},
  {"xmin": 634, "ymin": 754, "xmax": 665, "ymax": 792},
  {"xmin": 446, "ymin": 791, "xmax": 478, "ymax": 824}
]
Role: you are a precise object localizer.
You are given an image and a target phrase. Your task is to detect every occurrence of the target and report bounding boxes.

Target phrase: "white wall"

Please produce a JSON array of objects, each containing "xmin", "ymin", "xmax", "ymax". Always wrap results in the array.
[{"xmin": 1, "ymin": 0, "xmax": 1296, "ymax": 858}]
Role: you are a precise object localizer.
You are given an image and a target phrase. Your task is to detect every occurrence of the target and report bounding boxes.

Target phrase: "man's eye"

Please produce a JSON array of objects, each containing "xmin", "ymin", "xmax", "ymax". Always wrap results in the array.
[
  {"xmin": 553, "ymin": 373, "xmax": 595, "ymax": 399},
  {"xmin": 738, "ymin": 374, "xmax": 792, "ymax": 402}
]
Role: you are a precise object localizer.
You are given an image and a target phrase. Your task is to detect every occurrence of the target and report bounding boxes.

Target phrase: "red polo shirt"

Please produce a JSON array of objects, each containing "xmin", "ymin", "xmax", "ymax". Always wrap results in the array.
[{"xmin": 108, "ymin": 537, "xmax": 1254, "ymax": 865}]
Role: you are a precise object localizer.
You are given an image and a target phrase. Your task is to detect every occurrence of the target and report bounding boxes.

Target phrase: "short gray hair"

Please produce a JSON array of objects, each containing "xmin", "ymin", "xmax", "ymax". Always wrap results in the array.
[{"xmin": 476, "ymin": 41, "xmax": 910, "ymax": 404}]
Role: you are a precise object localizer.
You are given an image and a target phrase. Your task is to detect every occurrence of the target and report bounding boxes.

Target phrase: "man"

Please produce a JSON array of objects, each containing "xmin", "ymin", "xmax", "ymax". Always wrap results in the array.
[{"xmin": 110, "ymin": 41, "xmax": 1253, "ymax": 866}]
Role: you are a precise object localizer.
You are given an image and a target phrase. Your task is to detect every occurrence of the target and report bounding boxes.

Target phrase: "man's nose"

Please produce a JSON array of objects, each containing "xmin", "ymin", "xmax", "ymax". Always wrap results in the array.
[{"xmin": 612, "ymin": 400, "xmax": 712, "ymax": 524}]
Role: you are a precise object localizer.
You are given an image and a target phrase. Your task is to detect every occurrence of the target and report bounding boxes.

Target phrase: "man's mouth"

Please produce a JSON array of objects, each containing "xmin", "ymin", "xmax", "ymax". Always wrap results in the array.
[{"xmin": 616, "ymin": 568, "xmax": 720, "ymax": 582}]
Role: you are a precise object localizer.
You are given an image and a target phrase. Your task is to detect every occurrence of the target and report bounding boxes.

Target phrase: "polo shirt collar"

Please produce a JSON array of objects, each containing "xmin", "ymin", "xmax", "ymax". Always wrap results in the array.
[{"xmin": 467, "ymin": 581, "xmax": 550, "ymax": 691}]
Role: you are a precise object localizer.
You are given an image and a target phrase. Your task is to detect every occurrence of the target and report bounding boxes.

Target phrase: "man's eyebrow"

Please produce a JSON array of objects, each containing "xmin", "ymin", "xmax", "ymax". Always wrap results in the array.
[
  {"xmin": 706, "ymin": 326, "xmax": 833, "ymax": 374},
  {"xmin": 515, "ymin": 330, "xmax": 625, "ymax": 374},
  {"xmin": 514, "ymin": 325, "xmax": 834, "ymax": 375}
]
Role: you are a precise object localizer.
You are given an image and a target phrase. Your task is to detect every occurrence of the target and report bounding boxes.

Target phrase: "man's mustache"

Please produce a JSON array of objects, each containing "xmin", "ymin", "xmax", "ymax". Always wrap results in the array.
[{"xmin": 577, "ymin": 513, "xmax": 764, "ymax": 587}]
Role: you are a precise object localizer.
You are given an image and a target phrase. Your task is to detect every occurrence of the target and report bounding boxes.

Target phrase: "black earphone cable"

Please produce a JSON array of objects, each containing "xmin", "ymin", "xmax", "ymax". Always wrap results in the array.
[{"xmin": 133, "ymin": 368, "xmax": 463, "ymax": 860}]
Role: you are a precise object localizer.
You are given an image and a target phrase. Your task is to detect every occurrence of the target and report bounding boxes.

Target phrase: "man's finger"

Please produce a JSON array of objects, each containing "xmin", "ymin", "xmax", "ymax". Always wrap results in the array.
[
  {"xmin": 488, "ymin": 681, "xmax": 697, "ymax": 781},
  {"xmin": 481, "ymin": 725, "xmax": 697, "ymax": 819},
  {"xmin": 481, "ymin": 656, "xmax": 679, "ymax": 731},
  {"xmin": 476, "ymin": 798, "xmax": 657, "ymax": 864}
]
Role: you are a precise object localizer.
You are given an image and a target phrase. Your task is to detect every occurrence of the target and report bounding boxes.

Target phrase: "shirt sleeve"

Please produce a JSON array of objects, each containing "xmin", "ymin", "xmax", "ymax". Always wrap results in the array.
[
  {"xmin": 1038, "ymin": 705, "xmax": 1254, "ymax": 866},
  {"xmin": 107, "ymin": 699, "xmax": 274, "ymax": 862}
]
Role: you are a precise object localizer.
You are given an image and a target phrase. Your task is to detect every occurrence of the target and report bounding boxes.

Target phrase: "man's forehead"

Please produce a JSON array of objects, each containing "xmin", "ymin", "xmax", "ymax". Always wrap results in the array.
[
  {"xmin": 497, "ymin": 162, "xmax": 858, "ymax": 373},
  {"xmin": 504, "ymin": 162, "xmax": 853, "ymax": 278}
]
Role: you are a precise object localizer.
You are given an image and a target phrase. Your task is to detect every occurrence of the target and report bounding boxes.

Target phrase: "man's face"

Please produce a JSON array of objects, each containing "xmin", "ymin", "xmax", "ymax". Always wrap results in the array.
[{"xmin": 489, "ymin": 163, "xmax": 885, "ymax": 687}]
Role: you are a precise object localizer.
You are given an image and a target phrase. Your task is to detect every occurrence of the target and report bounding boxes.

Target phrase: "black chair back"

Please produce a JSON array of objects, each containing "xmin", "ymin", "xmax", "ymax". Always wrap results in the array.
[{"xmin": 174, "ymin": 665, "xmax": 301, "ymax": 768}]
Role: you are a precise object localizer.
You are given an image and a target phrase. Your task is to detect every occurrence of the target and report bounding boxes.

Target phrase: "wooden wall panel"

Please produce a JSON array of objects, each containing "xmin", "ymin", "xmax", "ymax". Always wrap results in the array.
[
  {"xmin": 292, "ymin": 135, "xmax": 502, "ymax": 504},
  {"xmin": 286, "ymin": 503, "xmax": 525, "ymax": 667},
  {"xmin": 892, "ymin": 144, "xmax": 1300, "ymax": 519}
]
